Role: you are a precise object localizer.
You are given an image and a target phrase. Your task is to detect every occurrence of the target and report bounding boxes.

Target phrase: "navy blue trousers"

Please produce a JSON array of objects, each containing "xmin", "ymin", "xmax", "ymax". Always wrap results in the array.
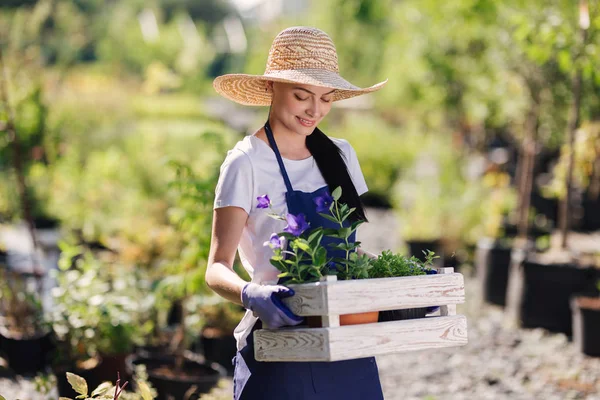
[{"xmin": 233, "ymin": 324, "xmax": 384, "ymax": 400}]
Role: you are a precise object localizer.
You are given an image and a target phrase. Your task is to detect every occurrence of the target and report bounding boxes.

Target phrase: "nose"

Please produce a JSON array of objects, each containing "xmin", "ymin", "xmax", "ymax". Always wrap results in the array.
[
  {"xmin": 306, "ymin": 99, "xmax": 320, "ymax": 119},
  {"xmin": 306, "ymin": 97, "xmax": 323, "ymax": 118}
]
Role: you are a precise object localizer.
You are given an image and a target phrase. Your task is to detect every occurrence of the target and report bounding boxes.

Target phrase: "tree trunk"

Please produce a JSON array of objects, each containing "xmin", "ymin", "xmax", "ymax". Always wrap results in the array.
[
  {"xmin": 516, "ymin": 89, "xmax": 540, "ymax": 242},
  {"xmin": 588, "ymin": 149, "xmax": 600, "ymax": 201}
]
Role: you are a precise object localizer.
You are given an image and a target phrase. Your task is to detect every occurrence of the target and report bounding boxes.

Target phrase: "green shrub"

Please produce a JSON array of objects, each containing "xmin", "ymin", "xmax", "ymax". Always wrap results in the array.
[{"xmin": 369, "ymin": 250, "xmax": 437, "ymax": 279}]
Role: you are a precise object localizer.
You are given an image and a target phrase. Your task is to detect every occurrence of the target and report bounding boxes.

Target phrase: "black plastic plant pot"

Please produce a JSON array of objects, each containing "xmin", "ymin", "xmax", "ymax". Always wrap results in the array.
[
  {"xmin": 520, "ymin": 261, "xmax": 597, "ymax": 337},
  {"xmin": 572, "ymin": 297, "xmax": 600, "ymax": 357},
  {"xmin": 530, "ymin": 191, "xmax": 559, "ymax": 225},
  {"xmin": 127, "ymin": 353, "xmax": 226, "ymax": 400},
  {"xmin": 91, "ymin": 353, "xmax": 132, "ymax": 390},
  {"xmin": 407, "ymin": 240, "xmax": 441, "ymax": 263},
  {"xmin": 33, "ymin": 216, "xmax": 60, "ymax": 230},
  {"xmin": 0, "ymin": 332, "xmax": 53, "ymax": 376},
  {"xmin": 378, "ymin": 307, "xmax": 429, "ymax": 322},
  {"xmin": 502, "ymin": 222, "xmax": 551, "ymax": 240},
  {"xmin": 580, "ymin": 197, "xmax": 600, "ymax": 232},
  {"xmin": 200, "ymin": 331, "xmax": 236, "ymax": 376},
  {"xmin": 476, "ymin": 239, "xmax": 512, "ymax": 307}
]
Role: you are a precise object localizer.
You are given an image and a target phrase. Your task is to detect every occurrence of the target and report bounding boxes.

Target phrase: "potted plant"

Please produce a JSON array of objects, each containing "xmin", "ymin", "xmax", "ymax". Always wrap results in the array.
[
  {"xmin": 49, "ymin": 241, "xmax": 155, "ymax": 396},
  {"xmin": 58, "ymin": 366, "xmax": 157, "ymax": 400},
  {"xmin": 543, "ymin": 121, "xmax": 600, "ymax": 232},
  {"xmin": 391, "ymin": 143, "xmax": 481, "ymax": 268},
  {"xmin": 258, "ymin": 186, "xmax": 376, "ymax": 326},
  {"xmin": 0, "ymin": 42, "xmax": 53, "ymax": 377},
  {"xmin": 195, "ymin": 298, "xmax": 245, "ymax": 376},
  {"xmin": 125, "ymin": 160, "xmax": 225, "ymax": 400},
  {"xmin": 505, "ymin": 3, "xmax": 599, "ymax": 336},
  {"xmin": 368, "ymin": 249, "xmax": 439, "ymax": 321},
  {"xmin": 0, "ymin": 267, "xmax": 52, "ymax": 376},
  {"xmin": 474, "ymin": 170, "xmax": 518, "ymax": 307},
  {"xmin": 572, "ymin": 278, "xmax": 600, "ymax": 357}
]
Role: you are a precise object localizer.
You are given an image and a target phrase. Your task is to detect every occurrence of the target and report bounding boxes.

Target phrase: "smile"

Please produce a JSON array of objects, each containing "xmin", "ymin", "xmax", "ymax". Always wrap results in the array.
[{"xmin": 296, "ymin": 117, "xmax": 315, "ymax": 127}]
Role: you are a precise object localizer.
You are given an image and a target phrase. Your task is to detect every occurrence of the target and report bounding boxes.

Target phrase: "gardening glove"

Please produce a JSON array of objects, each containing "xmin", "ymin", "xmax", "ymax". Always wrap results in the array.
[{"xmin": 241, "ymin": 283, "xmax": 304, "ymax": 329}]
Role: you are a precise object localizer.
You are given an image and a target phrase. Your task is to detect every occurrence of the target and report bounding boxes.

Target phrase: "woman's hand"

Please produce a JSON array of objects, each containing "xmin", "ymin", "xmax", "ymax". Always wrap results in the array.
[{"xmin": 241, "ymin": 283, "xmax": 304, "ymax": 329}]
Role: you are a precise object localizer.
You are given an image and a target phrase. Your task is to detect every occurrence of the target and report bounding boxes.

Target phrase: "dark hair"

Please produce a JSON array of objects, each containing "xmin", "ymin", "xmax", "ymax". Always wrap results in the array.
[{"xmin": 306, "ymin": 127, "xmax": 368, "ymax": 222}]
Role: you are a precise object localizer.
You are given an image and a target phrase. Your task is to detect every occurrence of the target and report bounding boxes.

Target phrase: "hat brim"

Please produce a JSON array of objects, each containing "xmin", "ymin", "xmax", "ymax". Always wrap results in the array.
[{"xmin": 213, "ymin": 69, "xmax": 387, "ymax": 106}]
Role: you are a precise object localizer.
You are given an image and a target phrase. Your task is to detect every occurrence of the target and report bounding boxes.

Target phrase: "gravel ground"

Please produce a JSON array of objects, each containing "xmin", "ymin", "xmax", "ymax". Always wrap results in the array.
[{"xmin": 1, "ymin": 209, "xmax": 599, "ymax": 399}]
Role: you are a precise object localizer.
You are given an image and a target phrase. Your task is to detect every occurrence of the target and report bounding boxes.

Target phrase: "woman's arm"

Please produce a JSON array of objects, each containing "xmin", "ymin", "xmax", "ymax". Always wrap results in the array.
[
  {"xmin": 206, "ymin": 206, "xmax": 304, "ymax": 328},
  {"xmin": 205, "ymin": 207, "xmax": 250, "ymax": 306}
]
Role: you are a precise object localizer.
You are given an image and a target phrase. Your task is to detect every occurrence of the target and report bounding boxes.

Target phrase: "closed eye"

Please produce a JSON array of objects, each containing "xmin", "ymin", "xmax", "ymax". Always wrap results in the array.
[{"xmin": 294, "ymin": 94, "xmax": 308, "ymax": 101}]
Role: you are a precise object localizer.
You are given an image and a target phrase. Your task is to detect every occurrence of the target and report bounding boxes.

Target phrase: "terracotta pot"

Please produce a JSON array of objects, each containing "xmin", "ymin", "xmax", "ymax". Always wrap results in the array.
[
  {"xmin": 307, "ymin": 311, "xmax": 379, "ymax": 328},
  {"xmin": 340, "ymin": 311, "xmax": 379, "ymax": 325}
]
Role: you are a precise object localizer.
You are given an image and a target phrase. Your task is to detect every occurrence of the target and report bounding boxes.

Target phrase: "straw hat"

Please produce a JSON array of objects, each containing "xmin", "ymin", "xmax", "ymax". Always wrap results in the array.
[{"xmin": 213, "ymin": 26, "xmax": 387, "ymax": 106}]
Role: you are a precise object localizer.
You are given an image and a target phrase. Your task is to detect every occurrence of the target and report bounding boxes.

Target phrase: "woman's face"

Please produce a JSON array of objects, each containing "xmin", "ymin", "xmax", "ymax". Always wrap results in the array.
[{"xmin": 268, "ymin": 81, "xmax": 334, "ymax": 137}]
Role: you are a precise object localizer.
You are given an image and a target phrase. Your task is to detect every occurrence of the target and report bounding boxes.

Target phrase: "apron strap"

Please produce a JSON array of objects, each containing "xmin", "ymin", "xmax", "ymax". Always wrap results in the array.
[{"xmin": 264, "ymin": 120, "xmax": 295, "ymax": 194}]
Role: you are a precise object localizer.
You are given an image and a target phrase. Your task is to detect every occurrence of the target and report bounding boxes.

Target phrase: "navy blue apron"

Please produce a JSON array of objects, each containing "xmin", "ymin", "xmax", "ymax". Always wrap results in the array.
[{"xmin": 233, "ymin": 122, "xmax": 384, "ymax": 400}]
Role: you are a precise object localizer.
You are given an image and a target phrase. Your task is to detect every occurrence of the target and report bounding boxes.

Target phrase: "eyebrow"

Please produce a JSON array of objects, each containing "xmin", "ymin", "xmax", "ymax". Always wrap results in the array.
[{"xmin": 294, "ymin": 87, "xmax": 336, "ymax": 96}]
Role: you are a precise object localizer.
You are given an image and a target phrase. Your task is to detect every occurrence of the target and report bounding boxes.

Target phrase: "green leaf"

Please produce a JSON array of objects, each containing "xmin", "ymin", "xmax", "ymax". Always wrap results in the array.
[
  {"xmin": 318, "ymin": 213, "xmax": 340, "ymax": 224},
  {"xmin": 296, "ymin": 240, "xmax": 311, "ymax": 252},
  {"xmin": 331, "ymin": 186, "xmax": 342, "ymax": 201},
  {"xmin": 270, "ymin": 259, "xmax": 285, "ymax": 271},
  {"xmin": 0, "ymin": 396, "xmax": 6, "ymax": 400},
  {"xmin": 91, "ymin": 382, "xmax": 112, "ymax": 397},
  {"xmin": 339, "ymin": 228, "xmax": 351, "ymax": 239},
  {"xmin": 308, "ymin": 230, "xmax": 323, "ymax": 246},
  {"xmin": 138, "ymin": 380, "xmax": 154, "ymax": 400},
  {"xmin": 351, "ymin": 220, "xmax": 363, "ymax": 231},
  {"xmin": 342, "ymin": 208, "xmax": 357, "ymax": 222},
  {"xmin": 328, "ymin": 242, "xmax": 359, "ymax": 252},
  {"xmin": 66, "ymin": 372, "xmax": 88, "ymax": 397},
  {"xmin": 313, "ymin": 247, "xmax": 327, "ymax": 266}
]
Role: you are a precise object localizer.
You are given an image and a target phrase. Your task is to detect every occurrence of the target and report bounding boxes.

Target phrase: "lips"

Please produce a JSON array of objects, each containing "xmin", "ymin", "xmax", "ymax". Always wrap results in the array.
[{"xmin": 296, "ymin": 116, "xmax": 315, "ymax": 127}]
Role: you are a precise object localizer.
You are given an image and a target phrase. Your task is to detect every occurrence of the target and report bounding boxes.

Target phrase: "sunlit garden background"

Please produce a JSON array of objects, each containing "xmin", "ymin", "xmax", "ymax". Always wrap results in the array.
[{"xmin": 0, "ymin": 0, "xmax": 599, "ymax": 399}]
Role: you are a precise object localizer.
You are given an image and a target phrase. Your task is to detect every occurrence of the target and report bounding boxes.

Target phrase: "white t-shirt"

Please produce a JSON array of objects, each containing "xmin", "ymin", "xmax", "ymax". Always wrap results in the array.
[{"xmin": 213, "ymin": 133, "xmax": 368, "ymax": 349}]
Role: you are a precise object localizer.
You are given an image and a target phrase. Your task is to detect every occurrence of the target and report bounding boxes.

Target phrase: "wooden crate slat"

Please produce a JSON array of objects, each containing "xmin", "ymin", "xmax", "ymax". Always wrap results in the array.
[
  {"xmin": 283, "ymin": 273, "xmax": 465, "ymax": 316},
  {"xmin": 254, "ymin": 327, "xmax": 331, "ymax": 362},
  {"xmin": 255, "ymin": 315, "xmax": 468, "ymax": 362}
]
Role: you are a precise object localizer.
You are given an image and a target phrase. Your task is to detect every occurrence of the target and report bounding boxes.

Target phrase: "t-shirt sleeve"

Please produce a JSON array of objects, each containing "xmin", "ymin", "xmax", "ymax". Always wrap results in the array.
[
  {"xmin": 213, "ymin": 149, "xmax": 254, "ymax": 214},
  {"xmin": 340, "ymin": 139, "xmax": 368, "ymax": 196}
]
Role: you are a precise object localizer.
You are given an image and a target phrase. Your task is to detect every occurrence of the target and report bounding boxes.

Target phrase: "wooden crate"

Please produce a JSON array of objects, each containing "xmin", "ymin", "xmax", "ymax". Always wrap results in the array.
[{"xmin": 254, "ymin": 268, "xmax": 468, "ymax": 362}]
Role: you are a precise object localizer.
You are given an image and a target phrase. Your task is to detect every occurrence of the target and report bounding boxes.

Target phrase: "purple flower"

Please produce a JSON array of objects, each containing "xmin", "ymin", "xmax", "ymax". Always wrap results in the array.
[
  {"xmin": 314, "ymin": 192, "xmax": 334, "ymax": 213},
  {"xmin": 256, "ymin": 194, "xmax": 271, "ymax": 209},
  {"xmin": 263, "ymin": 233, "xmax": 284, "ymax": 249},
  {"xmin": 283, "ymin": 213, "xmax": 310, "ymax": 237}
]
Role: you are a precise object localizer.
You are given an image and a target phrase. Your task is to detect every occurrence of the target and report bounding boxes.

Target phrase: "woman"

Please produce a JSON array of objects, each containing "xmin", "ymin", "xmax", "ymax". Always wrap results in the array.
[{"xmin": 207, "ymin": 26, "xmax": 388, "ymax": 399}]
